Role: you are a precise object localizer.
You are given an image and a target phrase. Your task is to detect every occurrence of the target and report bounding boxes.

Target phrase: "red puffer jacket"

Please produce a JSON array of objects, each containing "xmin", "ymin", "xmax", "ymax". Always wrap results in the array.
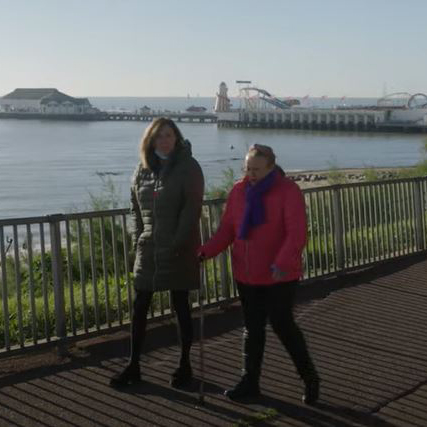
[{"xmin": 200, "ymin": 172, "xmax": 307, "ymax": 285}]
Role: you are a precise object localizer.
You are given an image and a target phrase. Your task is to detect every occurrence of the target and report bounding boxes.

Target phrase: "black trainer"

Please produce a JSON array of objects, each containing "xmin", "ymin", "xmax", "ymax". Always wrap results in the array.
[
  {"xmin": 224, "ymin": 375, "xmax": 261, "ymax": 401},
  {"xmin": 302, "ymin": 377, "xmax": 320, "ymax": 405},
  {"xmin": 170, "ymin": 363, "xmax": 193, "ymax": 388},
  {"xmin": 109, "ymin": 364, "xmax": 141, "ymax": 388}
]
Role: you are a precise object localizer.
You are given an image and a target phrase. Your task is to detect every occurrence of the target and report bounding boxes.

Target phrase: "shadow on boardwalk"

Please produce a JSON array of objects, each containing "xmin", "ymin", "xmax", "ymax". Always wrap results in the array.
[{"xmin": 1, "ymin": 254, "xmax": 426, "ymax": 426}]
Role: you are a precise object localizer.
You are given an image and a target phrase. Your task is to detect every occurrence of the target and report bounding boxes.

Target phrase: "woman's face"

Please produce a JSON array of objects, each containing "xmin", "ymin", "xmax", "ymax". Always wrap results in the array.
[
  {"xmin": 154, "ymin": 125, "xmax": 177, "ymax": 156},
  {"xmin": 244, "ymin": 154, "xmax": 274, "ymax": 185}
]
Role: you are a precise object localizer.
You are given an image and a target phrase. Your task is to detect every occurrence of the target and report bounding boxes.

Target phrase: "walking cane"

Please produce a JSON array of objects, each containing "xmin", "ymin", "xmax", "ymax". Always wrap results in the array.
[{"xmin": 198, "ymin": 260, "xmax": 205, "ymax": 405}]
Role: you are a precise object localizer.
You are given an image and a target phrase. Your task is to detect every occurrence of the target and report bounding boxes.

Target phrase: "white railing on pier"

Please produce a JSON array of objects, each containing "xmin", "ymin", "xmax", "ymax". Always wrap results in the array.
[{"xmin": 1, "ymin": 177, "xmax": 426, "ymax": 354}]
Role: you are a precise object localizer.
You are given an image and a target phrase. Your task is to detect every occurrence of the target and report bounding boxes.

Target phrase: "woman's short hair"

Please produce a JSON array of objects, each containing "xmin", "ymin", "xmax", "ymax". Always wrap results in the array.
[
  {"xmin": 247, "ymin": 144, "xmax": 276, "ymax": 166},
  {"xmin": 140, "ymin": 117, "xmax": 184, "ymax": 168}
]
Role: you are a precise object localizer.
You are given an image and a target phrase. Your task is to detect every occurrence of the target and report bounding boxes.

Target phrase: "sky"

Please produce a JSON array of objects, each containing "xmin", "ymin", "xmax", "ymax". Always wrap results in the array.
[{"xmin": 1, "ymin": 0, "xmax": 426, "ymax": 98}]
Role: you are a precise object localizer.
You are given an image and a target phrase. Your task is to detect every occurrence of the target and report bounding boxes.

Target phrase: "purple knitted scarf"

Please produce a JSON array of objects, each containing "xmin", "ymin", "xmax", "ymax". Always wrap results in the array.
[{"xmin": 238, "ymin": 169, "xmax": 277, "ymax": 239}]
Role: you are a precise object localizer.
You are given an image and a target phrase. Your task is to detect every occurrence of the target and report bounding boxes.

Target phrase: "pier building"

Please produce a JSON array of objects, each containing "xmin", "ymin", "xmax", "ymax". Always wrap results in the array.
[
  {"xmin": 215, "ymin": 83, "xmax": 427, "ymax": 133},
  {"xmin": 0, "ymin": 88, "xmax": 97, "ymax": 115}
]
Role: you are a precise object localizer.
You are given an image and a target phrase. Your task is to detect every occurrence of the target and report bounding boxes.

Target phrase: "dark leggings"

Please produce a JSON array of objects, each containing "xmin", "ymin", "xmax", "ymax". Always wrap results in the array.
[
  {"xmin": 237, "ymin": 281, "xmax": 316, "ymax": 380},
  {"xmin": 129, "ymin": 290, "xmax": 193, "ymax": 365}
]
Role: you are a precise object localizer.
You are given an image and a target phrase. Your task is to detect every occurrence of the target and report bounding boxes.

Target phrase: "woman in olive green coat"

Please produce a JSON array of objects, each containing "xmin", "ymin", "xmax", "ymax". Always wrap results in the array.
[{"xmin": 110, "ymin": 118, "xmax": 204, "ymax": 389}]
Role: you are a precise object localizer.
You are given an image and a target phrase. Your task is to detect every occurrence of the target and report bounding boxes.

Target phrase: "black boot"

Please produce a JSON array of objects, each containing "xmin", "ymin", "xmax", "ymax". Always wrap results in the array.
[
  {"xmin": 224, "ymin": 327, "xmax": 263, "ymax": 401},
  {"xmin": 109, "ymin": 363, "xmax": 141, "ymax": 388},
  {"xmin": 302, "ymin": 375, "xmax": 320, "ymax": 405},
  {"xmin": 272, "ymin": 316, "xmax": 320, "ymax": 405},
  {"xmin": 301, "ymin": 364, "xmax": 320, "ymax": 405},
  {"xmin": 224, "ymin": 374, "xmax": 260, "ymax": 400},
  {"xmin": 109, "ymin": 291, "xmax": 152, "ymax": 388},
  {"xmin": 170, "ymin": 361, "xmax": 193, "ymax": 388},
  {"xmin": 170, "ymin": 291, "xmax": 193, "ymax": 389}
]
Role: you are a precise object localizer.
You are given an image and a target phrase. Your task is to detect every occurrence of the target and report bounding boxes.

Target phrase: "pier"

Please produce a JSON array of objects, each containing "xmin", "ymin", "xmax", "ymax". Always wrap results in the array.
[
  {"xmin": 1, "ymin": 108, "xmax": 427, "ymax": 132},
  {"xmin": 0, "ymin": 88, "xmax": 218, "ymax": 124},
  {"xmin": 216, "ymin": 108, "xmax": 427, "ymax": 133},
  {"xmin": 0, "ymin": 111, "xmax": 217, "ymax": 123},
  {"xmin": 215, "ymin": 83, "xmax": 427, "ymax": 133},
  {"xmin": 2, "ymin": 85, "xmax": 427, "ymax": 132},
  {"xmin": 104, "ymin": 111, "xmax": 217, "ymax": 123}
]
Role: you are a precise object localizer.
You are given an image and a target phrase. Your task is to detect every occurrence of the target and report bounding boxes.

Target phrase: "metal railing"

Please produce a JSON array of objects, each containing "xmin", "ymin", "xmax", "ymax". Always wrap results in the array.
[
  {"xmin": 302, "ymin": 177, "xmax": 427, "ymax": 278},
  {"xmin": 1, "ymin": 176, "xmax": 426, "ymax": 354}
]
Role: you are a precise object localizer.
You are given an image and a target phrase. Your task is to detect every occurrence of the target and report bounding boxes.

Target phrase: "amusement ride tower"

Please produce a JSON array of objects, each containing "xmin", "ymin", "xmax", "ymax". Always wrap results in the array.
[{"xmin": 214, "ymin": 82, "xmax": 231, "ymax": 112}]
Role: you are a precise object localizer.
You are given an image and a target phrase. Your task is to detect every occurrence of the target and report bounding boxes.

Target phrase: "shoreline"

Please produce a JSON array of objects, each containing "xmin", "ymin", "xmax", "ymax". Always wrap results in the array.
[{"xmin": 287, "ymin": 166, "xmax": 416, "ymax": 188}]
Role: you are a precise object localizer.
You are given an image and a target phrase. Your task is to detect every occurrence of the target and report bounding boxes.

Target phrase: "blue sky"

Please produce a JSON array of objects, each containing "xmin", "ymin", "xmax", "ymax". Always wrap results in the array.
[{"xmin": 0, "ymin": 0, "xmax": 426, "ymax": 98}]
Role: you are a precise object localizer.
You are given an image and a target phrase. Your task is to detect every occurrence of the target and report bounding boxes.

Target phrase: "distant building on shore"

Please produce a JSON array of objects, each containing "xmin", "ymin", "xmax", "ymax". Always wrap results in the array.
[
  {"xmin": 186, "ymin": 105, "xmax": 207, "ymax": 113},
  {"xmin": 0, "ymin": 88, "xmax": 97, "ymax": 114},
  {"xmin": 139, "ymin": 105, "xmax": 152, "ymax": 114}
]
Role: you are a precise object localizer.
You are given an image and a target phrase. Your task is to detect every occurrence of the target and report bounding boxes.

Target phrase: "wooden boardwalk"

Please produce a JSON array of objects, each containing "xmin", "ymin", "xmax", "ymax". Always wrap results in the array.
[{"xmin": 0, "ymin": 254, "xmax": 426, "ymax": 426}]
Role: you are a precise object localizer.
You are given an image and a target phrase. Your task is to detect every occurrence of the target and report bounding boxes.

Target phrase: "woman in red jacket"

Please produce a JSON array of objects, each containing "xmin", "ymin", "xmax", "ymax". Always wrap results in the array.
[{"xmin": 199, "ymin": 144, "xmax": 319, "ymax": 404}]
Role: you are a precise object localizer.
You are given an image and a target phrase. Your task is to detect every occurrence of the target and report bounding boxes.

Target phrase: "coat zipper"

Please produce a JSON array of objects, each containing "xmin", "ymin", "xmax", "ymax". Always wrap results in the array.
[{"xmin": 152, "ymin": 178, "xmax": 159, "ymax": 291}]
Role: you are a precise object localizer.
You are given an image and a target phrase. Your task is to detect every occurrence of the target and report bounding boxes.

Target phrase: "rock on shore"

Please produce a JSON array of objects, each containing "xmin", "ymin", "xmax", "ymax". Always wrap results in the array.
[{"xmin": 287, "ymin": 167, "xmax": 410, "ymax": 188}]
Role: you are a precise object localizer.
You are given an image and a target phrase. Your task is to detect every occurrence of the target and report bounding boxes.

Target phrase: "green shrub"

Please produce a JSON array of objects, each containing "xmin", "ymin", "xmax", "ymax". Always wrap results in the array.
[
  {"xmin": 326, "ymin": 158, "xmax": 347, "ymax": 185},
  {"xmin": 205, "ymin": 167, "xmax": 236, "ymax": 200},
  {"xmin": 364, "ymin": 168, "xmax": 380, "ymax": 182}
]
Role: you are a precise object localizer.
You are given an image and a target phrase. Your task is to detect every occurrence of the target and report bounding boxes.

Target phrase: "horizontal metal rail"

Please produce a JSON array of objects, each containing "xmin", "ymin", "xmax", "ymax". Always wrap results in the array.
[{"xmin": 1, "ymin": 176, "xmax": 426, "ymax": 354}]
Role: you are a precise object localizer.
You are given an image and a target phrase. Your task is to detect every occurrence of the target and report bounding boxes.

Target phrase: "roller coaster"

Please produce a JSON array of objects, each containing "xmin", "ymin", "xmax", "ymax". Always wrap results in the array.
[
  {"xmin": 239, "ymin": 87, "xmax": 300, "ymax": 111},
  {"xmin": 377, "ymin": 92, "xmax": 427, "ymax": 109}
]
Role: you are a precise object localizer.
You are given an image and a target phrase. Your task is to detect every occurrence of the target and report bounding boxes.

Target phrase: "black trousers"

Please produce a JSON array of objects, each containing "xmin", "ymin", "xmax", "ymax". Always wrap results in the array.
[
  {"xmin": 237, "ymin": 281, "xmax": 316, "ymax": 381},
  {"xmin": 129, "ymin": 290, "xmax": 193, "ymax": 365}
]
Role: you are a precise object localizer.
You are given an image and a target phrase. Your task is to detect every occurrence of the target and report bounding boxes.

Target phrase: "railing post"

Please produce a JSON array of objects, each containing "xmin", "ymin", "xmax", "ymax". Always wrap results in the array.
[
  {"xmin": 48, "ymin": 214, "xmax": 67, "ymax": 344},
  {"xmin": 413, "ymin": 179, "xmax": 425, "ymax": 251},
  {"xmin": 0, "ymin": 226, "xmax": 10, "ymax": 350},
  {"xmin": 212, "ymin": 202, "xmax": 231, "ymax": 299},
  {"xmin": 332, "ymin": 186, "xmax": 345, "ymax": 271},
  {"xmin": 219, "ymin": 252, "xmax": 230, "ymax": 299}
]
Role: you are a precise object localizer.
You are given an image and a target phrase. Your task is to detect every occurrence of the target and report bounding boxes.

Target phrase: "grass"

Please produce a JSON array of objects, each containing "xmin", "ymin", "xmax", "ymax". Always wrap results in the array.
[
  {"xmin": 0, "ymin": 277, "xmax": 130, "ymax": 348},
  {"xmin": 0, "ymin": 256, "xmax": 234, "ymax": 348},
  {"xmin": 232, "ymin": 408, "xmax": 279, "ymax": 427}
]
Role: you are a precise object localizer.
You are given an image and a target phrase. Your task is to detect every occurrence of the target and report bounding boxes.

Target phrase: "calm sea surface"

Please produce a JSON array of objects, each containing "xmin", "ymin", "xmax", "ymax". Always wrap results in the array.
[{"xmin": 0, "ymin": 97, "xmax": 425, "ymax": 219}]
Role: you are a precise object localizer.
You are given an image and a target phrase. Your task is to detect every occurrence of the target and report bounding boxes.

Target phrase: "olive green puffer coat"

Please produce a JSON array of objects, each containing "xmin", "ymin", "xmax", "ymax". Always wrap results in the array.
[{"xmin": 130, "ymin": 142, "xmax": 204, "ymax": 291}]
